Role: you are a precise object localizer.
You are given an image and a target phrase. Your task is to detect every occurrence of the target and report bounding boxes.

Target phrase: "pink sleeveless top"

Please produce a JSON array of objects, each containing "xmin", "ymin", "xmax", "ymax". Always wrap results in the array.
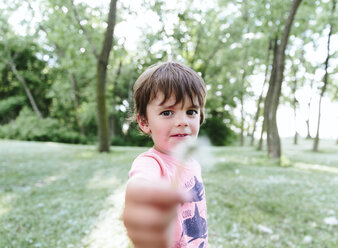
[{"xmin": 129, "ymin": 148, "xmax": 208, "ymax": 248}]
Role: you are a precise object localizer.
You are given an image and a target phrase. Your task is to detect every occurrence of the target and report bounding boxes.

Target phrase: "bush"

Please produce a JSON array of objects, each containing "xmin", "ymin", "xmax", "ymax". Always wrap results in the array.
[
  {"xmin": 0, "ymin": 96, "xmax": 26, "ymax": 124},
  {"xmin": 200, "ymin": 115, "xmax": 236, "ymax": 146},
  {"xmin": 111, "ymin": 122, "xmax": 153, "ymax": 147},
  {"xmin": 111, "ymin": 135, "xmax": 126, "ymax": 146},
  {"xmin": 0, "ymin": 107, "xmax": 87, "ymax": 144}
]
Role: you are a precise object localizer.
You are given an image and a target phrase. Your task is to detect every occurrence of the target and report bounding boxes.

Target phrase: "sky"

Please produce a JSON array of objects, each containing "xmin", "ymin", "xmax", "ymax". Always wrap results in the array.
[{"xmin": 4, "ymin": 0, "xmax": 338, "ymax": 139}]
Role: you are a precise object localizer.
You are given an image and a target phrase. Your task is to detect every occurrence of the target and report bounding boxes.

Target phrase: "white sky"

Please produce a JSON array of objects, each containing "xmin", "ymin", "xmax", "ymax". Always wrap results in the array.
[{"xmin": 4, "ymin": 0, "xmax": 338, "ymax": 139}]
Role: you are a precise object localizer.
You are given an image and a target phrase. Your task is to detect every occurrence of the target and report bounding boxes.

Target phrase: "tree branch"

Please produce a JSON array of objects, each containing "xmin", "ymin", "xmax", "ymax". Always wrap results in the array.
[
  {"xmin": 96, "ymin": 0, "xmax": 118, "ymax": 152},
  {"xmin": 4, "ymin": 48, "xmax": 42, "ymax": 118},
  {"xmin": 99, "ymin": 0, "xmax": 117, "ymax": 64},
  {"xmin": 70, "ymin": 0, "xmax": 99, "ymax": 59}
]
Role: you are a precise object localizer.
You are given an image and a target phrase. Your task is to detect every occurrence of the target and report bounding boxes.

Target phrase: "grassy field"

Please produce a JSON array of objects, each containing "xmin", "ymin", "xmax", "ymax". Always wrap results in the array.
[{"xmin": 0, "ymin": 138, "xmax": 337, "ymax": 248}]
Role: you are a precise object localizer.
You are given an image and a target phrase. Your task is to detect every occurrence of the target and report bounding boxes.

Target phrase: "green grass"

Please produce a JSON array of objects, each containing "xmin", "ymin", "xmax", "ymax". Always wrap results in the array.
[{"xmin": 0, "ymin": 138, "xmax": 337, "ymax": 247}]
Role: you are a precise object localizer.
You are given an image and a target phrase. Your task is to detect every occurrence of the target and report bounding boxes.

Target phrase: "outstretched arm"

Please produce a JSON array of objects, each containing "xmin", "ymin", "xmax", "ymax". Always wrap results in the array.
[{"xmin": 123, "ymin": 178, "xmax": 191, "ymax": 248}]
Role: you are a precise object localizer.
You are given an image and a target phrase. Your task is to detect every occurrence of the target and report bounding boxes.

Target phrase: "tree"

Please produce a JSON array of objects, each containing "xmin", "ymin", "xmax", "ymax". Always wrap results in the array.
[
  {"xmin": 263, "ymin": 0, "xmax": 303, "ymax": 160},
  {"xmin": 313, "ymin": 0, "xmax": 336, "ymax": 152},
  {"xmin": 26, "ymin": 0, "xmax": 86, "ymax": 133},
  {"xmin": 290, "ymin": 60, "xmax": 299, "ymax": 145},
  {"xmin": 251, "ymin": 39, "xmax": 272, "ymax": 147},
  {"xmin": 3, "ymin": 44, "xmax": 42, "ymax": 118},
  {"xmin": 71, "ymin": 0, "xmax": 118, "ymax": 152},
  {"xmin": 305, "ymin": 77, "xmax": 314, "ymax": 139},
  {"xmin": 1, "ymin": 0, "xmax": 336, "ymax": 148},
  {"xmin": 0, "ymin": 18, "xmax": 48, "ymax": 120},
  {"xmin": 239, "ymin": 0, "xmax": 249, "ymax": 146}
]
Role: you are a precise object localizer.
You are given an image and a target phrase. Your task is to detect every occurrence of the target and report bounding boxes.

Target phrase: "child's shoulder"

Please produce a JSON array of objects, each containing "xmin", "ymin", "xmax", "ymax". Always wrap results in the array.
[
  {"xmin": 135, "ymin": 148, "xmax": 176, "ymax": 165},
  {"xmin": 129, "ymin": 148, "xmax": 168, "ymax": 180},
  {"xmin": 134, "ymin": 147, "xmax": 163, "ymax": 163}
]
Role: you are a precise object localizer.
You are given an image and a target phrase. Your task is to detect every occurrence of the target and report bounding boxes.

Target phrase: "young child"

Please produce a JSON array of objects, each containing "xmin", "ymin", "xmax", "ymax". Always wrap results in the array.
[{"xmin": 123, "ymin": 62, "xmax": 208, "ymax": 248}]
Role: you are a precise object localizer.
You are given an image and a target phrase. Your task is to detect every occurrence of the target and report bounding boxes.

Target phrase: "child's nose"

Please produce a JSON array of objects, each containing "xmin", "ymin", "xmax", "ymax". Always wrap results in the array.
[{"xmin": 176, "ymin": 113, "xmax": 188, "ymax": 127}]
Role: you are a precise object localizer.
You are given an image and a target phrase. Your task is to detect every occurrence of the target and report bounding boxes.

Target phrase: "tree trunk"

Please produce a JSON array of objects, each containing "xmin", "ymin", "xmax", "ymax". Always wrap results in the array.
[
  {"xmin": 263, "ymin": 37, "xmax": 278, "ymax": 155},
  {"xmin": 240, "ymin": 85, "xmax": 245, "ymax": 146},
  {"xmin": 96, "ymin": 0, "xmax": 118, "ymax": 152},
  {"xmin": 258, "ymin": 117, "xmax": 265, "ymax": 151},
  {"xmin": 305, "ymin": 99, "xmax": 312, "ymax": 139},
  {"xmin": 291, "ymin": 64, "xmax": 298, "ymax": 145},
  {"xmin": 313, "ymin": 0, "xmax": 335, "ymax": 152},
  {"xmin": 128, "ymin": 71, "xmax": 135, "ymax": 107},
  {"xmin": 71, "ymin": 0, "xmax": 117, "ymax": 152},
  {"xmin": 239, "ymin": 0, "xmax": 249, "ymax": 147},
  {"xmin": 109, "ymin": 60, "xmax": 123, "ymax": 138},
  {"xmin": 305, "ymin": 78, "xmax": 314, "ymax": 139},
  {"xmin": 251, "ymin": 39, "xmax": 272, "ymax": 146},
  {"xmin": 305, "ymin": 120, "xmax": 311, "ymax": 138},
  {"xmin": 312, "ymin": 96, "xmax": 322, "ymax": 152},
  {"xmin": 69, "ymin": 72, "xmax": 85, "ymax": 134},
  {"xmin": 293, "ymin": 116, "xmax": 298, "ymax": 145},
  {"xmin": 264, "ymin": 0, "xmax": 302, "ymax": 160},
  {"xmin": 250, "ymin": 93, "xmax": 262, "ymax": 146}
]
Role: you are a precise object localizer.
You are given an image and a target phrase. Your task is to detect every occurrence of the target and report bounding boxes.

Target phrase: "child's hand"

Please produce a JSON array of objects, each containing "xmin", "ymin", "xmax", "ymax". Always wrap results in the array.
[{"xmin": 122, "ymin": 178, "xmax": 190, "ymax": 248}]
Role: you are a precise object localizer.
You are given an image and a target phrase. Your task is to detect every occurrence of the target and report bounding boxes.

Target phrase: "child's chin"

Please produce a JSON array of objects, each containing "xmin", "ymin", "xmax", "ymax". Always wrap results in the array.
[
  {"xmin": 171, "ymin": 136, "xmax": 194, "ymax": 147},
  {"xmin": 172, "ymin": 136, "xmax": 190, "ymax": 141}
]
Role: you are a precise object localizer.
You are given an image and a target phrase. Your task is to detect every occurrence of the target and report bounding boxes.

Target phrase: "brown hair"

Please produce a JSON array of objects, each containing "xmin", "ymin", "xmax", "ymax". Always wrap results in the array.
[{"xmin": 133, "ymin": 61, "xmax": 207, "ymax": 125}]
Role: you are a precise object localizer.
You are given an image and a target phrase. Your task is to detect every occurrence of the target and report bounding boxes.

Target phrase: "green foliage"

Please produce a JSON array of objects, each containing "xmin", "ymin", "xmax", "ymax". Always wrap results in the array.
[
  {"xmin": 0, "ymin": 0, "xmax": 336, "ymax": 148},
  {"xmin": 0, "ymin": 107, "xmax": 87, "ymax": 144},
  {"xmin": 78, "ymin": 101, "xmax": 97, "ymax": 135},
  {"xmin": 111, "ymin": 122, "xmax": 153, "ymax": 147},
  {"xmin": 0, "ymin": 96, "xmax": 25, "ymax": 123},
  {"xmin": 200, "ymin": 115, "xmax": 237, "ymax": 146},
  {"xmin": 0, "ymin": 36, "xmax": 51, "ymax": 117}
]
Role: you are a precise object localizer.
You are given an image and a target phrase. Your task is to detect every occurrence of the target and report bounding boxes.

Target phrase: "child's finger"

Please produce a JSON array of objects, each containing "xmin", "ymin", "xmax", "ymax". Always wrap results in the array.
[
  {"xmin": 123, "ymin": 204, "xmax": 175, "ymax": 230},
  {"xmin": 126, "ymin": 178, "xmax": 191, "ymax": 206},
  {"xmin": 128, "ymin": 230, "xmax": 169, "ymax": 248},
  {"xmin": 127, "ymin": 226, "xmax": 169, "ymax": 248}
]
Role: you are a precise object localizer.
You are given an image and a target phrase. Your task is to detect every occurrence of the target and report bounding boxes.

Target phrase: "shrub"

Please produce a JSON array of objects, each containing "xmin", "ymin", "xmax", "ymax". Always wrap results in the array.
[
  {"xmin": 111, "ymin": 135, "xmax": 126, "ymax": 146},
  {"xmin": 111, "ymin": 122, "xmax": 153, "ymax": 147},
  {"xmin": 200, "ymin": 115, "xmax": 236, "ymax": 146},
  {"xmin": 0, "ymin": 96, "xmax": 26, "ymax": 124},
  {"xmin": 0, "ymin": 107, "xmax": 87, "ymax": 144}
]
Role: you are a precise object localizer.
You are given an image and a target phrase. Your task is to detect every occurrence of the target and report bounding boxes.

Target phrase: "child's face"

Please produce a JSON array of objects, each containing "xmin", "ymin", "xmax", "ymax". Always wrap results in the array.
[{"xmin": 138, "ymin": 92, "xmax": 201, "ymax": 154}]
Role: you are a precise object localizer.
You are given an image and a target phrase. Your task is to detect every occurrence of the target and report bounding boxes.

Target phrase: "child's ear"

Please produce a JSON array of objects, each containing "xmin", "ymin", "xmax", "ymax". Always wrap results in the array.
[{"xmin": 137, "ymin": 115, "xmax": 151, "ymax": 133}]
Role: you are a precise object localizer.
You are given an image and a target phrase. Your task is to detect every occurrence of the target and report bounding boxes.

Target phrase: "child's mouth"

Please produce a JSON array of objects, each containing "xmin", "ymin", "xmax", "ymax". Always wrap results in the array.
[{"xmin": 172, "ymin": 134, "xmax": 188, "ymax": 137}]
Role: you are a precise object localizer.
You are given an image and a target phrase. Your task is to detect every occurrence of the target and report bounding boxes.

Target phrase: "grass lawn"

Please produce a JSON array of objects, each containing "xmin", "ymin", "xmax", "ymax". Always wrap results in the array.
[{"xmin": 0, "ymin": 138, "xmax": 337, "ymax": 248}]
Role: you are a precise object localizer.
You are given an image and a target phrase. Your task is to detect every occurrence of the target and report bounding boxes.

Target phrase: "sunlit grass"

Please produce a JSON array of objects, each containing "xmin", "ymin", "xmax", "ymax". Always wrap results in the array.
[
  {"xmin": 294, "ymin": 162, "xmax": 338, "ymax": 174},
  {"xmin": 0, "ymin": 140, "xmax": 139, "ymax": 248},
  {"xmin": 204, "ymin": 138, "xmax": 338, "ymax": 248},
  {"xmin": 81, "ymin": 184, "xmax": 129, "ymax": 248},
  {"xmin": 0, "ymin": 138, "xmax": 337, "ymax": 247}
]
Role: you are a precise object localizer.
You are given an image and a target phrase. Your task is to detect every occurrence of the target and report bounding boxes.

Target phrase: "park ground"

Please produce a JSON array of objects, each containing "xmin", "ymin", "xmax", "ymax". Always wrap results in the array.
[{"xmin": 0, "ymin": 138, "xmax": 337, "ymax": 248}]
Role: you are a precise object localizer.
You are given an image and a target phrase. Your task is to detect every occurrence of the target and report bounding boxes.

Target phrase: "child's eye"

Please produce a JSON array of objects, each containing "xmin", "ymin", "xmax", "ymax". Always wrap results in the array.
[
  {"xmin": 160, "ymin": 110, "xmax": 173, "ymax": 116},
  {"xmin": 187, "ymin": 110, "xmax": 198, "ymax": 115}
]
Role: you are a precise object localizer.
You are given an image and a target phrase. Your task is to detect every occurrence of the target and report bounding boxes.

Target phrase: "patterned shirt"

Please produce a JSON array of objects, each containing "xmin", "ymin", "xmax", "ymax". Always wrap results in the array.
[{"xmin": 129, "ymin": 148, "xmax": 208, "ymax": 248}]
